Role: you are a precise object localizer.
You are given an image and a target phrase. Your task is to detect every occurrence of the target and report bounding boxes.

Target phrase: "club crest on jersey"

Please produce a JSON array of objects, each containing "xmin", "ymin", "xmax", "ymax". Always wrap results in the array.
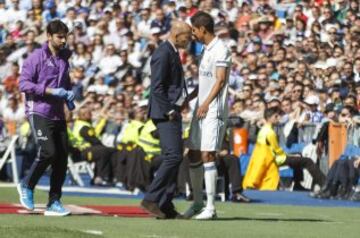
[{"xmin": 37, "ymin": 129, "xmax": 48, "ymax": 141}]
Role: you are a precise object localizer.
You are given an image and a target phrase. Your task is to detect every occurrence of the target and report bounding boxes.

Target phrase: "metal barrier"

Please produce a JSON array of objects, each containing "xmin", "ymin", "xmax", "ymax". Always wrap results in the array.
[{"xmin": 0, "ymin": 135, "xmax": 19, "ymax": 185}]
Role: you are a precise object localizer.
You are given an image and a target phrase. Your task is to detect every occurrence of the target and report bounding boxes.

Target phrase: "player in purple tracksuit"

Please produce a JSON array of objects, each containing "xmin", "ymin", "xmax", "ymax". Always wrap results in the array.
[{"xmin": 17, "ymin": 20, "xmax": 75, "ymax": 216}]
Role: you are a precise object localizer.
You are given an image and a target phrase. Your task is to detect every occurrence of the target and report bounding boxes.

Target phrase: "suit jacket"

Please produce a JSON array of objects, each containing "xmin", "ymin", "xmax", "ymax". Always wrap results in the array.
[{"xmin": 148, "ymin": 41, "xmax": 185, "ymax": 120}]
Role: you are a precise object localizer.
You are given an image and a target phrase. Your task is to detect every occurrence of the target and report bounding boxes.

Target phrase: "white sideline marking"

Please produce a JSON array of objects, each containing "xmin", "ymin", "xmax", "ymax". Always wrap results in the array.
[
  {"xmin": 0, "ymin": 183, "xmax": 16, "ymax": 187},
  {"xmin": 142, "ymin": 235, "xmax": 179, "ymax": 238},
  {"xmin": 83, "ymin": 230, "xmax": 103, "ymax": 236},
  {"xmin": 13, "ymin": 203, "xmax": 102, "ymax": 215},
  {"xmin": 36, "ymin": 185, "xmax": 140, "ymax": 196}
]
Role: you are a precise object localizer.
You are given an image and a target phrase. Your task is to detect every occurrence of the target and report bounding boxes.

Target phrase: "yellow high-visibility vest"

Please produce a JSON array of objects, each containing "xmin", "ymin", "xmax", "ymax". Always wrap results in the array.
[
  {"xmin": 72, "ymin": 119, "xmax": 93, "ymax": 151},
  {"xmin": 121, "ymin": 120, "xmax": 144, "ymax": 144},
  {"xmin": 137, "ymin": 120, "xmax": 161, "ymax": 161}
]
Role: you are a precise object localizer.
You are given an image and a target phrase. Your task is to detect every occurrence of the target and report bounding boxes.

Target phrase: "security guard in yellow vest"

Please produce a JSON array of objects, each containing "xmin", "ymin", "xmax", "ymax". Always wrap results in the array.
[
  {"xmin": 137, "ymin": 120, "xmax": 161, "ymax": 161},
  {"xmin": 72, "ymin": 107, "xmax": 120, "ymax": 186},
  {"xmin": 121, "ymin": 120, "xmax": 144, "ymax": 145},
  {"xmin": 119, "ymin": 106, "xmax": 146, "ymax": 153}
]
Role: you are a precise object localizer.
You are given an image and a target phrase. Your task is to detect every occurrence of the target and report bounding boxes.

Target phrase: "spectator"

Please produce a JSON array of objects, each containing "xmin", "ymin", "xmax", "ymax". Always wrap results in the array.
[
  {"xmin": 3, "ymin": 62, "xmax": 20, "ymax": 94},
  {"xmin": 3, "ymin": 96, "xmax": 25, "ymax": 136}
]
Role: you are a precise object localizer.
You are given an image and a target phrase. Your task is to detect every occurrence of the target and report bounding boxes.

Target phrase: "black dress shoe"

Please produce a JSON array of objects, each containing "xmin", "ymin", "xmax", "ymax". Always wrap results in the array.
[
  {"xmin": 164, "ymin": 209, "xmax": 184, "ymax": 219},
  {"xmin": 141, "ymin": 200, "xmax": 166, "ymax": 219},
  {"xmin": 231, "ymin": 193, "xmax": 251, "ymax": 203}
]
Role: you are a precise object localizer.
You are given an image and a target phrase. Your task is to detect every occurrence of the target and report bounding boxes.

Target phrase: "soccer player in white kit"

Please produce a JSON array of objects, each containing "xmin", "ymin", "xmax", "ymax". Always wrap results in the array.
[{"xmin": 184, "ymin": 11, "xmax": 231, "ymax": 220}]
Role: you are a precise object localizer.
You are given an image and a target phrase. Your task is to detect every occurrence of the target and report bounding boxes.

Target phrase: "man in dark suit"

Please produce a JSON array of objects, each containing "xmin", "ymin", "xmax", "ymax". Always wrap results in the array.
[{"xmin": 141, "ymin": 21, "xmax": 192, "ymax": 219}]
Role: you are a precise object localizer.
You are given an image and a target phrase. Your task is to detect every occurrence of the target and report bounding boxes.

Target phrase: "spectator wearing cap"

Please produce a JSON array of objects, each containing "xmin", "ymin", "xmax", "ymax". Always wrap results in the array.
[
  {"xmin": 73, "ymin": 0, "xmax": 89, "ymax": 16},
  {"xmin": 255, "ymin": 0, "xmax": 272, "ymax": 15},
  {"xmin": 62, "ymin": 7, "xmax": 77, "ymax": 30},
  {"xmin": 73, "ymin": 21, "xmax": 90, "ymax": 45},
  {"xmin": 150, "ymin": 8, "xmax": 171, "ymax": 36},
  {"xmin": 42, "ymin": 1, "xmax": 61, "ymax": 25},
  {"xmin": 256, "ymin": 16, "xmax": 274, "ymax": 40},
  {"xmin": 300, "ymin": 95, "xmax": 324, "ymax": 124}
]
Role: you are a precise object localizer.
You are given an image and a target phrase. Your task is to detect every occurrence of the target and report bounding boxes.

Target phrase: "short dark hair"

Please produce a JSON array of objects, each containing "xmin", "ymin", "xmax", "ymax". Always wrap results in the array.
[
  {"xmin": 264, "ymin": 107, "xmax": 281, "ymax": 120},
  {"xmin": 190, "ymin": 11, "xmax": 214, "ymax": 34},
  {"xmin": 46, "ymin": 20, "xmax": 69, "ymax": 35}
]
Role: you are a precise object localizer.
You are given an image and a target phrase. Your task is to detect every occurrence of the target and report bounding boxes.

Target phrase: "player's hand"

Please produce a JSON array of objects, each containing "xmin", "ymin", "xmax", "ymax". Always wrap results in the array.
[
  {"xmin": 354, "ymin": 158, "xmax": 360, "ymax": 168},
  {"xmin": 196, "ymin": 103, "xmax": 209, "ymax": 119}
]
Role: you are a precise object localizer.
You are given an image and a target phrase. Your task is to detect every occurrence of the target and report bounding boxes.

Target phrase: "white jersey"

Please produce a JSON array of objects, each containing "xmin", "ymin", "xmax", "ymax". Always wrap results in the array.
[
  {"xmin": 187, "ymin": 38, "xmax": 231, "ymax": 151},
  {"xmin": 198, "ymin": 37, "xmax": 231, "ymax": 118}
]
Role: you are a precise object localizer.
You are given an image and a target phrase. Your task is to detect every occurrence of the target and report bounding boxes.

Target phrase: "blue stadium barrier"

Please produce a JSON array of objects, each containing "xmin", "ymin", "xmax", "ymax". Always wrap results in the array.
[{"xmin": 279, "ymin": 167, "xmax": 294, "ymax": 178}]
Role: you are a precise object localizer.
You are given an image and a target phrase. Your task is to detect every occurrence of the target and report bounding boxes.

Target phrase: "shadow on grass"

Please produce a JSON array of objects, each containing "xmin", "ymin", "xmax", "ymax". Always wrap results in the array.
[{"xmin": 214, "ymin": 217, "xmax": 333, "ymax": 222}]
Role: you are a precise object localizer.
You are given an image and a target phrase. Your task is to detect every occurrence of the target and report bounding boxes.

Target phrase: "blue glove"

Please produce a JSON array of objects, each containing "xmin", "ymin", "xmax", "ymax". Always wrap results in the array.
[
  {"xmin": 51, "ymin": 88, "xmax": 68, "ymax": 99},
  {"xmin": 66, "ymin": 91, "xmax": 75, "ymax": 101}
]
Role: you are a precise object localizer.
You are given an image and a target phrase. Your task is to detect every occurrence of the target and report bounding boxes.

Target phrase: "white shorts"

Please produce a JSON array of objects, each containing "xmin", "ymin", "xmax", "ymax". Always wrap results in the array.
[{"xmin": 187, "ymin": 114, "xmax": 227, "ymax": 152}]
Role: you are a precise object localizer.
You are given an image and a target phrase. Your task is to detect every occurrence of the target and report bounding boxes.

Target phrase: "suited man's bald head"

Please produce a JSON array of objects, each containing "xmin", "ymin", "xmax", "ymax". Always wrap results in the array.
[{"xmin": 169, "ymin": 21, "xmax": 192, "ymax": 49}]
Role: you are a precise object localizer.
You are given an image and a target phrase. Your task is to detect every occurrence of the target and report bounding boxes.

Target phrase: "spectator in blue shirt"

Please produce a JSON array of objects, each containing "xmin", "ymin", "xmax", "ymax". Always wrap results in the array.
[{"xmin": 42, "ymin": 1, "xmax": 61, "ymax": 25}]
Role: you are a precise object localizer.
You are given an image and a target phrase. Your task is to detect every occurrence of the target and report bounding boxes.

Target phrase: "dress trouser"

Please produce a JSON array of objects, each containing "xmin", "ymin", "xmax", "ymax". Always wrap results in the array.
[
  {"xmin": 283, "ymin": 156, "xmax": 326, "ymax": 187},
  {"xmin": 23, "ymin": 114, "xmax": 68, "ymax": 205},
  {"xmin": 82, "ymin": 145, "xmax": 116, "ymax": 180},
  {"xmin": 216, "ymin": 154, "xmax": 243, "ymax": 194},
  {"xmin": 144, "ymin": 116, "xmax": 183, "ymax": 211}
]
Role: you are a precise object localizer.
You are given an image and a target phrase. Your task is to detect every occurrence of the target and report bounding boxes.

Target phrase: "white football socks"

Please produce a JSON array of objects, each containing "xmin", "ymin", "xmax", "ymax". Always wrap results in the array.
[{"xmin": 203, "ymin": 162, "xmax": 217, "ymax": 211}]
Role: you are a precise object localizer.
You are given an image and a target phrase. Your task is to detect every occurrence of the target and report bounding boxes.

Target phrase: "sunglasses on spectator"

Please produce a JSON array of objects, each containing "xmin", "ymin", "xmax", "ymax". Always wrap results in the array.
[
  {"xmin": 293, "ymin": 89, "xmax": 302, "ymax": 93},
  {"xmin": 340, "ymin": 113, "xmax": 350, "ymax": 117}
]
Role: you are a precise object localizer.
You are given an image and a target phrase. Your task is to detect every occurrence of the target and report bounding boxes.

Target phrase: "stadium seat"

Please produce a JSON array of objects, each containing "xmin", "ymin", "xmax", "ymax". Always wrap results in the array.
[
  {"xmin": 0, "ymin": 136, "xmax": 19, "ymax": 184},
  {"xmin": 67, "ymin": 156, "xmax": 94, "ymax": 187}
]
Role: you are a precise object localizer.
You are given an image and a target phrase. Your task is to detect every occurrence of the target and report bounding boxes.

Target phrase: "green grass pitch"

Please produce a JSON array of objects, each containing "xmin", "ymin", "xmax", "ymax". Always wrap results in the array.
[{"xmin": 0, "ymin": 187, "xmax": 359, "ymax": 238}]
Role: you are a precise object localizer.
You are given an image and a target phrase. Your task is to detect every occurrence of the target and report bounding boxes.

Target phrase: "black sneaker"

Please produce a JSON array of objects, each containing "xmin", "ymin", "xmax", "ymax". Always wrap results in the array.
[{"xmin": 231, "ymin": 193, "xmax": 251, "ymax": 203}]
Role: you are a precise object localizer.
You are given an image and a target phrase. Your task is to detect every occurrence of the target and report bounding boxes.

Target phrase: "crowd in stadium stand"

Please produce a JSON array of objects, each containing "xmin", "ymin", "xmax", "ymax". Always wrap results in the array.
[{"xmin": 0, "ymin": 0, "xmax": 360, "ymax": 201}]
